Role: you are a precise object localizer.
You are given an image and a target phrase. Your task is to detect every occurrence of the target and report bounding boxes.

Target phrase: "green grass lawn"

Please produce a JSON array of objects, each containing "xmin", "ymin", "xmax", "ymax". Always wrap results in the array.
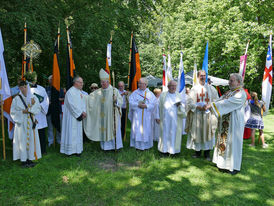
[{"xmin": 0, "ymin": 109, "xmax": 273, "ymax": 206}]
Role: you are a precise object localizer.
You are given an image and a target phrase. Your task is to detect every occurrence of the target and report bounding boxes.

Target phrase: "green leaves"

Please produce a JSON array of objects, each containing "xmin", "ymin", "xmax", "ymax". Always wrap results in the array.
[{"xmin": 0, "ymin": 0, "xmax": 272, "ymax": 97}]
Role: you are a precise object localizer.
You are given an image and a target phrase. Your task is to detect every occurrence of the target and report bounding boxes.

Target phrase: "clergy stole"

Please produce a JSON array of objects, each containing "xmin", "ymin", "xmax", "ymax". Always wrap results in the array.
[
  {"xmin": 18, "ymin": 94, "xmax": 38, "ymax": 160},
  {"xmin": 214, "ymin": 88, "xmax": 240, "ymax": 156},
  {"xmin": 159, "ymin": 92, "xmax": 186, "ymax": 152},
  {"xmin": 140, "ymin": 91, "xmax": 147, "ymax": 134}
]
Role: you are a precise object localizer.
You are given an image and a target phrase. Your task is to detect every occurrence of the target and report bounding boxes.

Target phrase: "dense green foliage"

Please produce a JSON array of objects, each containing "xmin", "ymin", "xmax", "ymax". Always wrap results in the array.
[
  {"xmin": 0, "ymin": 109, "xmax": 273, "ymax": 205},
  {"xmin": 0, "ymin": 0, "xmax": 273, "ymax": 98}
]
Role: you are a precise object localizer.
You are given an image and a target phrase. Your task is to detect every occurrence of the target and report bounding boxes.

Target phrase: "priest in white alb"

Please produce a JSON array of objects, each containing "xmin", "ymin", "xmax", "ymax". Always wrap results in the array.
[
  {"xmin": 205, "ymin": 73, "xmax": 247, "ymax": 175},
  {"xmin": 60, "ymin": 76, "xmax": 86, "ymax": 156},
  {"xmin": 129, "ymin": 77, "xmax": 157, "ymax": 150},
  {"xmin": 156, "ymin": 80, "xmax": 186, "ymax": 154},
  {"xmin": 11, "ymin": 80, "xmax": 42, "ymax": 167},
  {"xmin": 84, "ymin": 69, "xmax": 123, "ymax": 150},
  {"xmin": 27, "ymin": 72, "xmax": 49, "ymax": 155},
  {"xmin": 185, "ymin": 70, "xmax": 219, "ymax": 160}
]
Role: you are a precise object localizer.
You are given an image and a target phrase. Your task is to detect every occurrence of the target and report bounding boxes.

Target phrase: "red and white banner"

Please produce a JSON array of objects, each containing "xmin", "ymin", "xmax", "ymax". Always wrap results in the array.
[
  {"xmin": 262, "ymin": 33, "xmax": 272, "ymax": 114},
  {"xmin": 0, "ymin": 28, "xmax": 14, "ymax": 139},
  {"xmin": 162, "ymin": 54, "xmax": 168, "ymax": 92}
]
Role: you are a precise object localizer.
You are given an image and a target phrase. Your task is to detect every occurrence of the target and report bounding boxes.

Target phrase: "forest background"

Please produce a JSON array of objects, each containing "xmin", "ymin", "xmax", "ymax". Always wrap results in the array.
[{"xmin": 0, "ymin": 0, "xmax": 273, "ymax": 102}]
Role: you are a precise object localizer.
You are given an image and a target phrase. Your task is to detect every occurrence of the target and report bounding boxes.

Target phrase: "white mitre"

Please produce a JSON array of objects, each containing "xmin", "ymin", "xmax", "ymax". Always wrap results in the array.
[{"xmin": 99, "ymin": 69, "xmax": 109, "ymax": 81}]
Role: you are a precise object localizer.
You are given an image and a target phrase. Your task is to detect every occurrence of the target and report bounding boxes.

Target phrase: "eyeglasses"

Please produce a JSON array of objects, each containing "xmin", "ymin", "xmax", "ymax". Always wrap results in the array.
[{"xmin": 91, "ymin": 87, "xmax": 98, "ymax": 89}]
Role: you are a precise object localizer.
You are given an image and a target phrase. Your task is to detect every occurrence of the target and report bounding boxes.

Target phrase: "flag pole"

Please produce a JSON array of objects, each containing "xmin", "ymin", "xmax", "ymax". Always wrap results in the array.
[
  {"xmin": 127, "ymin": 32, "xmax": 133, "ymax": 89},
  {"xmin": 1, "ymin": 93, "xmax": 6, "ymax": 160},
  {"xmin": 244, "ymin": 40, "xmax": 250, "ymax": 55},
  {"xmin": 66, "ymin": 26, "xmax": 71, "ymax": 58},
  {"xmin": 53, "ymin": 26, "xmax": 60, "ymax": 148},
  {"xmin": 112, "ymin": 71, "xmax": 117, "ymax": 152},
  {"xmin": 124, "ymin": 32, "xmax": 133, "ymax": 141},
  {"xmin": 58, "ymin": 25, "xmax": 60, "ymax": 52},
  {"xmin": 0, "ymin": 64, "xmax": 6, "ymax": 160},
  {"xmin": 23, "ymin": 22, "xmax": 27, "ymax": 75}
]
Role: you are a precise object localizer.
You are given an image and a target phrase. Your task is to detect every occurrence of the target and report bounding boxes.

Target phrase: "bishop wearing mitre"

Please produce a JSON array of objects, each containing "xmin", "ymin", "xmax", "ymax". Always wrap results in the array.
[{"xmin": 84, "ymin": 69, "xmax": 123, "ymax": 150}]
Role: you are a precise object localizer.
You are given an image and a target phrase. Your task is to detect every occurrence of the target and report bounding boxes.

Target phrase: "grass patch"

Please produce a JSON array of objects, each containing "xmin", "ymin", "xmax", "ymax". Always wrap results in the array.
[{"xmin": 0, "ymin": 109, "xmax": 273, "ymax": 206}]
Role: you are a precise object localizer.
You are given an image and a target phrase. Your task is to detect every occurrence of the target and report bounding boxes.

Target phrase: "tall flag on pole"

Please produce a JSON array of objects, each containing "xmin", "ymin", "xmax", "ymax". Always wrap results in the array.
[
  {"xmin": 162, "ymin": 53, "xmax": 168, "ymax": 92},
  {"xmin": 105, "ymin": 36, "xmax": 112, "ymax": 83},
  {"xmin": 202, "ymin": 41, "xmax": 208, "ymax": 83},
  {"xmin": 239, "ymin": 40, "xmax": 250, "ymax": 82},
  {"xmin": 0, "ymin": 28, "xmax": 13, "ymax": 140},
  {"xmin": 0, "ymin": 28, "xmax": 12, "ymax": 159},
  {"xmin": 51, "ymin": 28, "xmax": 61, "ymax": 132},
  {"xmin": 262, "ymin": 32, "xmax": 272, "ymax": 114},
  {"xmin": 66, "ymin": 26, "xmax": 76, "ymax": 90},
  {"xmin": 167, "ymin": 53, "xmax": 173, "ymax": 82},
  {"xmin": 177, "ymin": 51, "xmax": 185, "ymax": 95},
  {"xmin": 193, "ymin": 62, "xmax": 198, "ymax": 86},
  {"xmin": 129, "ymin": 36, "xmax": 141, "ymax": 91},
  {"xmin": 0, "ymin": 29, "xmax": 11, "ymax": 101}
]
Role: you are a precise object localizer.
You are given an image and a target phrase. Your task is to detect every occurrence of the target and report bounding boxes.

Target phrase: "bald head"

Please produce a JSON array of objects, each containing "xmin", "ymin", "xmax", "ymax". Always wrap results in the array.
[
  {"xmin": 118, "ymin": 81, "xmax": 125, "ymax": 91},
  {"xmin": 73, "ymin": 76, "xmax": 84, "ymax": 90},
  {"xmin": 138, "ymin": 78, "xmax": 148, "ymax": 90}
]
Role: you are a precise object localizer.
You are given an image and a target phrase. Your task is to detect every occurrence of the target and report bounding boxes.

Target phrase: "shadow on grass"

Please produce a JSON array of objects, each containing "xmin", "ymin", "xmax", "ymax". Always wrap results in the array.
[{"xmin": 0, "ymin": 123, "xmax": 273, "ymax": 205}]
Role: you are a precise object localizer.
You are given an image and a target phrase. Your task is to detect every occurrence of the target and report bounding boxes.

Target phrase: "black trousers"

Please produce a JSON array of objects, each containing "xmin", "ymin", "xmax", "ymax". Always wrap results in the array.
[
  {"xmin": 121, "ymin": 108, "xmax": 127, "ymax": 138},
  {"xmin": 195, "ymin": 150, "xmax": 211, "ymax": 157},
  {"xmin": 38, "ymin": 128, "xmax": 46, "ymax": 154}
]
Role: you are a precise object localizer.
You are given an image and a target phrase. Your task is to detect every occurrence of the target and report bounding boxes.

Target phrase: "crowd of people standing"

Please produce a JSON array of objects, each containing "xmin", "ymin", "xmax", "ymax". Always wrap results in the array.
[{"xmin": 9, "ymin": 69, "xmax": 268, "ymax": 175}]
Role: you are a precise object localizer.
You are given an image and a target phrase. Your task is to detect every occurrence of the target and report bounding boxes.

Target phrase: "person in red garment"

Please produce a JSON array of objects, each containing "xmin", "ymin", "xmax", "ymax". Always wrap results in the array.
[{"xmin": 243, "ymin": 89, "xmax": 252, "ymax": 139}]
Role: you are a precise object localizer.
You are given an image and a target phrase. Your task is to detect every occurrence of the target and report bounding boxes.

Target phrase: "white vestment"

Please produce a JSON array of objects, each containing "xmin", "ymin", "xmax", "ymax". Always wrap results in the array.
[
  {"xmin": 11, "ymin": 92, "xmax": 42, "ymax": 161},
  {"xmin": 30, "ymin": 85, "xmax": 49, "ymax": 129},
  {"xmin": 129, "ymin": 88, "xmax": 157, "ymax": 150},
  {"xmin": 60, "ymin": 86, "xmax": 86, "ymax": 155},
  {"xmin": 181, "ymin": 94, "xmax": 188, "ymax": 135},
  {"xmin": 157, "ymin": 92, "xmax": 186, "ymax": 154},
  {"xmin": 211, "ymin": 88, "xmax": 247, "ymax": 171},
  {"xmin": 84, "ymin": 85, "xmax": 123, "ymax": 150},
  {"xmin": 152, "ymin": 98, "xmax": 160, "ymax": 141},
  {"xmin": 186, "ymin": 83, "xmax": 219, "ymax": 151}
]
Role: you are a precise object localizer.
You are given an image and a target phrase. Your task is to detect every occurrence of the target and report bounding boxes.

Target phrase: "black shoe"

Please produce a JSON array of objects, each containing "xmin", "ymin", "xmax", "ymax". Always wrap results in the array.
[
  {"xmin": 27, "ymin": 160, "xmax": 36, "ymax": 167},
  {"xmin": 21, "ymin": 161, "xmax": 29, "ymax": 168},
  {"xmin": 205, "ymin": 156, "xmax": 212, "ymax": 161},
  {"xmin": 204, "ymin": 150, "xmax": 211, "ymax": 161},
  {"xmin": 230, "ymin": 170, "xmax": 239, "ymax": 175},
  {"xmin": 218, "ymin": 168, "xmax": 228, "ymax": 173}
]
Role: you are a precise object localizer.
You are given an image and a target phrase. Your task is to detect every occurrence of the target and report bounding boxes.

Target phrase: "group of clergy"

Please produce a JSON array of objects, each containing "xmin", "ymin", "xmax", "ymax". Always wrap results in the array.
[{"xmin": 10, "ymin": 69, "xmax": 247, "ymax": 175}]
